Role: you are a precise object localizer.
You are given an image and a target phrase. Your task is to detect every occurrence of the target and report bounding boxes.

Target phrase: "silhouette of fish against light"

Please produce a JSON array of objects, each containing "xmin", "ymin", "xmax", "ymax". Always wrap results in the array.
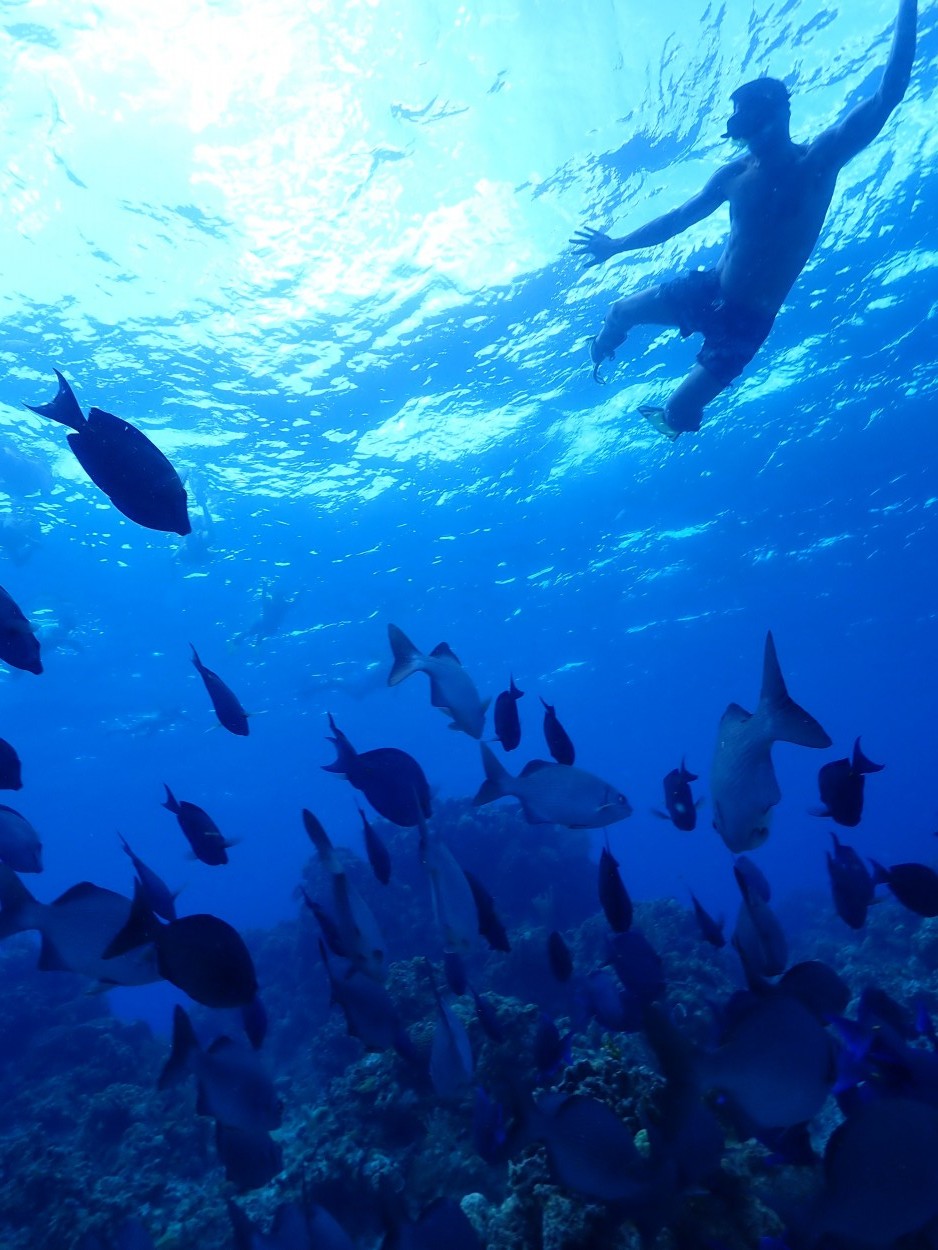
[
  {"xmin": 653, "ymin": 759, "xmax": 701, "ymax": 831},
  {"xmin": 598, "ymin": 841, "xmax": 633, "ymax": 932},
  {"xmin": 162, "ymin": 785, "xmax": 233, "ymax": 866},
  {"xmin": 24, "ymin": 370, "xmax": 190, "ymax": 536},
  {"xmin": 493, "ymin": 675, "xmax": 524, "ymax": 751},
  {"xmin": 814, "ymin": 737, "xmax": 883, "ymax": 826},
  {"xmin": 0, "ymin": 585, "xmax": 42, "ymax": 675},
  {"xmin": 826, "ymin": 832, "xmax": 875, "ymax": 929},
  {"xmin": 190, "ymin": 645, "xmax": 249, "ymax": 736},
  {"xmin": 303, "ymin": 809, "xmax": 386, "ymax": 980},
  {"xmin": 0, "ymin": 737, "xmax": 23, "ymax": 790},
  {"xmin": 872, "ymin": 860, "xmax": 938, "ymax": 918},
  {"xmin": 711, "ymin": 632, "xmax": 831, "ymax": 853},
  {"xmin": 387, "ymin": 624, "xmax": 489, "ymax": 738},
  {"xmin": 322, "ymin": 713, "xmax": 430, "ymax": 826},
  {"xmin": 540, "ymin": 698, "xmax": 575, "ymax": 764}
]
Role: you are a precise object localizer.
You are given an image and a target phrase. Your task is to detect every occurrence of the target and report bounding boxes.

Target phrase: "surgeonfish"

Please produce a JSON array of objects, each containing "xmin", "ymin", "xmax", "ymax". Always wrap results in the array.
[
  {"xmin": 318, "ymin": 940, "xmax": 410, "ymax": 1054},
  {"xmin": 540, "ymin": 698, "xmax": 575, "ymax": 765},
  {"xmin": 0, "ymin": 804, "xmax": 42, "ymax": 872},
  {"xmin": 162, "ymin": 785, "xmax": 233, "ymax": 866},
  {"xmin": 653, "ymin": 759, "xmax": 701, "ymax": 831},
  {"xmin": 387, "ymin": 624, "xmax": 489, "ymax": 738},
  {"xmin": 474, "ymin": 742, "xmax": 632, "ymax": 829},
  {"xmin": 416, "ymin": 806, "xmax": 479, "ymax": 959},
  {"xmin": 118, "ymin": 833, "xmax": 178, "ymax": 920},
  {"xmin": 731, "ymin": 864, "xmax": 788, "ymax": 978},
  {"xmin": 826, "ymin": 832, "xmax": 876, "ymax": 929},
  {"xmin": 598, "ymin": 841, "xmax": 633, "ymax": 933},
  {"xmin": 302, "ymin": 809, "xmax": 386, "ymax": 980},
  {"xmin": 322, "ymin": 714, "xmax": 430, "ymax": 826},
  {"xmin": 0, "ymin": 737, "xmax": 23, "ymax": 790},
  {"xmin": 710, "ymin": 632, "xmax": 831, "ymax": 853},
  {"xmin": 815, "ymin": 737, "xmax": 883, "ymax": 827},
  {"xmin": 493, "ymin": 675, "xmax": 524, "ymax": 751},
  {"xmin": 190, "ymin": 645, "xmax": 249, "ymax": 736},
  {"xmin": 0, "ymin": 585, "xmax": 42, "ymax": 674},
  {"xmin": 24, "ymin": 370, "xmax": 190, "ymax": 536}
]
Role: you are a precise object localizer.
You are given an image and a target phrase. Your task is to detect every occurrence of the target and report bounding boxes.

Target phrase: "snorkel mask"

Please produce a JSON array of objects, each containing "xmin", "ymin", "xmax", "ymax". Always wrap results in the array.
[{"xmin": 724, "ymin": 77, "xmax": 790, "ymax": 141}]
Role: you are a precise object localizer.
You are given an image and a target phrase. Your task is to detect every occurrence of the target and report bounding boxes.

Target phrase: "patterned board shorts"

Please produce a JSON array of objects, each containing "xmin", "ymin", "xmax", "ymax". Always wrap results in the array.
[{"xmin": 659, "ymin": 269, "xmax": 776, "ymax": 386}]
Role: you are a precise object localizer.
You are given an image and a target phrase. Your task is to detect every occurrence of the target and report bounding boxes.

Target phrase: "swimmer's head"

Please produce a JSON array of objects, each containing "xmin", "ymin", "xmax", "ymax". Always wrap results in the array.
[{"xmin": 724, "ymin": 78, "xmax": 791, "ymax": 143}]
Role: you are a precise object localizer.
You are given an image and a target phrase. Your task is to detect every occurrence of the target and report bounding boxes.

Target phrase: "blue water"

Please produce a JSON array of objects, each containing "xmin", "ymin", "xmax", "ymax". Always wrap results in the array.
[{"xmin": 0, "ymin": 0, "xmax": 936, "ymax": 1241}]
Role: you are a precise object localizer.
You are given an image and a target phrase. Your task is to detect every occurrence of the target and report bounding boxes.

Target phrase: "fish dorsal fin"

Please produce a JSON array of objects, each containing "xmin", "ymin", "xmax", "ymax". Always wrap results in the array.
[
  {"xmin": 721, "ymin": 702, "xmax": 752, "ymax": 725},
  {"xmin": 38, "ymin": 934, "xmax": 72, "ymax": 972},
  {"xmin": 52, "ymin": 881, "xmax": 107, "ymax": 907},
  {"xmin": 520, "ymin": 759, "xmax": 553, "ymax": 777},
  {"xmin": 759, "ymin": 632, "xmax": 831, "ymax": 748},
  {"xmin": 430, "ymin": 642, "xmax": 461, "ymax": 665}
]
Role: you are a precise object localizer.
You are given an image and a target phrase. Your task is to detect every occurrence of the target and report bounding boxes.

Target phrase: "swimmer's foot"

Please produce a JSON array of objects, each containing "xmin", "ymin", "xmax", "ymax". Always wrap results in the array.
[
  {"xmin": 638, "ymin": 405, "xmax": 681, "ymax": 442},
  {"xmin": 589, "ymin": 332, "xmax": 624, "ymax": 385}
]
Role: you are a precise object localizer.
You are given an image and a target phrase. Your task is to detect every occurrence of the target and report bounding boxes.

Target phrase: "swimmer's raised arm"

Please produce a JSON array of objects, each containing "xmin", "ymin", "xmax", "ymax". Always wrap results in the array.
[
  {"xmin": 570, "ymin": 160, "xmax": 744, "ymax": 269},
  {"xmin": 811, "ymin": 0, "xmax": 916, "ymax": 171}
]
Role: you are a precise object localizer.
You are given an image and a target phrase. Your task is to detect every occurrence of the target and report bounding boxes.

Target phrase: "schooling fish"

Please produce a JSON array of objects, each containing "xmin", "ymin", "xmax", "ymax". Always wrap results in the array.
[
  {"xmin": 711, "ymin": 632, "xmax": 831, "ymax": 853},
  {"xmin": 358, "ymin": 808, "xmax": 391, "ymax": 885},
  {"xmin": 732, "ymin": 864, "xmax": 788, "ymax": 979},
  {"xmin": 428, "ymin": 966, "xmax": 473, "ymax": 1100},
  {"xmin": 462, "ymin": 868, "xmax": 511, "ymax": 953},
  {"xmin": 387, "ymin": 624, "xmax": 489, "ymax": 738},
  {"xmin": 0, "ymin": 866, "xmax": 159, "ymax": 987},
  {"xmin": 815, "ymin": 737, "xmax": 883, "ymax": 827},
  {"xmin": 872, "ymin": 860, "xmax": 938, "ymax": 918},
  {"xmin": 215, "ymin": 1122, "xmax": 282, "ymax": 1194},
  {"xmin": 493, "ymin": 675, "xmax": 524, "ymax": 751},
  {"xmin": 0, "ymin": 585, "xmax": 42, "ymax": 675},
  {"xmin": 598, "ymin": 841, "xmax": 633, "ymax": 933},
  {"xmin": 190, "ymin": 644, "xmax": 249, "ymax": 736},
  {"xmin": 318, "ymin": 940, "xmax": 411, "ymax": 1055},
  {"xmin": 547, "ymin": 930, "xmax": 574, "ymax": 982},
  {"xmin": 0, "ymin": 737, "xmax": 23, "ymax": 790},
  {"xmin": 826, "ymin": 832, "xmax": 875, "ymax": 929},
  {"xmin": 118, "ymin": 833, "xmax": 177, "ymax": 921},
  {"xmin": 24, "ymin": 370, "xmax": 190, "ymax": 536},
  {"xmin": 474, "ymin": 742, "xmax": 632, "ymax": 829},
  {"xmin": 0, "ymin": 804, "xmax": 42, "ymax": 873},
  {"xmin": 416, "ymin": 807, "xmax": 478, "ymax": 959},
  {"xmin": 653, "ymin": 759, "xmax": 701, "ymax": 831},
  {"xmin": 322, "ymin": 714, "xmax": 431, "ymax": 826},
  {"xmin": 303, "ymin": 809, "xmax": 386, "ymax": 980},
  {"xmin": 689, "ymin": 893, "xmax": 726, "ymax": 948},
  {"xmin": 162, "ymin": 785, "xmax": 233, "ymax": 866},
  {"xmin": 540, "ymin": 698, "xmax": 575, "ymax": 765}
]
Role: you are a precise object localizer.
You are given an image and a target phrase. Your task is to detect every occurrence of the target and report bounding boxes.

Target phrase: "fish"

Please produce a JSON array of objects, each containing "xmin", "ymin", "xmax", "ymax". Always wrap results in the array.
[
  {"xmin": 159, "ymin": 1005, "xmax": 282, "ymax": 1133},
  {"xmin": 215, "ymin": 1122, "xmax": 282, "ymax": 1193},
  {"xmin": 0, "ymin": 737, "xmax": 23, "ymax": 790},
  {"xmin": 190, "ymin": 644, "xmax": 249, "ymax": 736},
  {"xmin": 24, "ymin": 370, "xmax": 190, "ymax": 535},
  {"xmin": 358, "ymin": 808, "xmax": 392, "ymax": 884},
  {"xmin": 653, "ymin": 759, "xmax": 701, "ymax": 831},
  {"xmin": 710, "ymin": 632, "xmax": 831, "ymax": 853},
  {"xmin": 689, "ymin": 893, "xmax": 725, "ymax": 948},
  {"xmin": 474, "ymin": 742, "xmax": 632, "ymax": 829},
  {"xmin": 322, "ymin": 715, "xmax": 430, "ymax": 826},
  {"xmin": 386, "ymin": 1198, "xmax": 482, "ymax": 1250},
  {"xmin": 731, "ymin": 864, "xmax": 788, "ymax": 978},
  {"xmin": 105, "ymin": 901, "xmax": 259, "ymax": 1009},
  {"xmin": 462, "ymin": 868, "xmax": 511, "ymax": 952},
  {"xmin": 303, "ymin": 809, "xmax": 386, "ymax": 979},
  {"xmin": 547, "ymin": 930, "xmax": 574, "ymax": 982},
  {"xmin": 229, "ymin": 1197, "xmax": 355, "ymax": 1250},
  {"xmin": 0, "ymin": 866, "xmax": 159, "ymax": 987},
  {"xmin": 540, "ymin": 698, "xmax": 575, "ymax": 765},
  {"xmin": 444, "ymin": 950, "xmax": 468, "ymax": 996},
  {"xmin": 117, "ymin": 833, "xmax": 177, "ymax": 921},
  {"xmin": 493, "ymin": 675, "xmax": 524, "ymax": 751},
  {"xmin": 416, "ymin": 807, "xmax": 478, "ymax": 958},
  {"xmin": 534, "ymin": 1012, "xmax": 572, "ymax": 1083},
  {"xmin": 576, "ymin": 969, "xmax": 643, "ymax": 1034},
  {"xmin": 734, "ymin": 853, "xmax": 772, "ymax": 901},
  {"xmin": 872, "ymin": 860, "xmax": 938, "ymax": 918},
  {"xmin": 0, "ymin": 804, "xmax": 42, "ymax": 872},
  {"xmin": 318, "ymin": 940, "xmax": 410, "ymax": 1055},
  {"xmin": 428, "ymin": 969, "xmax": 473, "ymax": 1100},
  {"xmin": 473, "ymin": 1086, "xmax": 508, "ymax": 1164},
  {"xmin": 814, "ymin": 737, "xmax": 883, "ymax": 827},
  {"xmin": 776, "ymin": 960, "xmax": 850, "ymax": 1022},
  {"xmin": 826, "ymin": 832, "xmax": 876, "ymax": 929},
  {"xmin": 0, "ymin": 585, "xmax": 42, "ymax": 674},
  {"xmin": 598, "ymin": 841, "xmax": 633, "ymax": 932},
  {"xmin": 162, "ymin": 785, "xmax": 232, "ymax": 866},
  {"xmin": 387, "ymin": 624, "xmax": 489, "ymax": 738},
  {"xmin": 469, "ymin": 985, "xmax": 504, "ymax": 1042},
  {"xmin": 607, "ymin": 930, "xmax": 665, "ymax": 1002}
]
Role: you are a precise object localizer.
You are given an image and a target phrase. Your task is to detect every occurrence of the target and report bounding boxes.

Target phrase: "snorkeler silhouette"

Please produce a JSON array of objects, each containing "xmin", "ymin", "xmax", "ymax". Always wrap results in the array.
[{"xmin": 572, "ymin": 0, "xmax": 917, "ymax": 441}]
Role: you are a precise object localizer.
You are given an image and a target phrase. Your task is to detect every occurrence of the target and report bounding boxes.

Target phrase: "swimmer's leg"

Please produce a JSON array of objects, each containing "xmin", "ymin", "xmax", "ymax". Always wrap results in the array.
[
  {"xmin": 642, "ymin": 365, "xmax": 729, "ymax": 440},
  {"xmin": 589, "ymin": 285, "xmax": 681, "ymax": 383}
]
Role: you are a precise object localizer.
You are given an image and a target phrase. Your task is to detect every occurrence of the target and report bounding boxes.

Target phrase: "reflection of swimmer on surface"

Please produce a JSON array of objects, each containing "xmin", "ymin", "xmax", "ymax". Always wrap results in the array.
[
  {"xmin": 105, "ymin": 707, "xmax": 193, "ymax": 738},
  {"xmin": 0, "ymin": 512, "xmax": 42, "ymax": 566},
  {"xmin": 572, "ymin": 0, "xmax": 917, "ymax": 439},
  {"xmin": 231, "ymin": 583, "xmax": 301, "ymax": 647},
  {"xmin": 176, "ymin": 470, "xmax": 214, "ymax": 566}
]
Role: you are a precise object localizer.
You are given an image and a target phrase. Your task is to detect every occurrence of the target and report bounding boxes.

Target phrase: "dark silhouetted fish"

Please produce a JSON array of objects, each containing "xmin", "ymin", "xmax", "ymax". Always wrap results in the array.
[
  {"xmin": 540, "ymin": 697, "xmax": 575, "ymax": 765},
  {"xmin": 689, "ymin": 893, "xmax": 725, "ymax": 948},
  {"xmin": 475, "ymin": 743, "xmax": 632, "ymax": 829},
  {"xmin": 0, "ymin": 866, "xmax": 159, "ymax": 987},
  {"xmin": 318, "ymin": 940, "xmax": 410, "ymax": 1054},
  {"xmin": 322, "ymin": 715, "xmax": 430, "ymax": 826},
  {"xmin": 215, "ymin": 1122, "xmax": 282, "ymax": 1193},
  {"xmin": 607, "ymin": 930, "xmax": 665, "ymax": 1002},
  {"xmin": 826, "ymin": 832, "xmax": 875, "ymax": 929},
  {"xmin": 0, "ymin": 585, "xmax": 42, "ymax": 674},
  {"xmin": 711, "ymin": 632, "xmax": 830, "ymax": 853},
  {"xmin": 358, "ymin": 808, "xmax": 391, "ymax": 884},
  {"xmin": 162, "ymin": 785, "xmax": 232, "ymax": 866},
  {"xmin": 428, "ymin": 968, "xmax": 473, "ymax": 1099},
  {"xmin": 815, "ymin": 737, "xmax": 883, "ymax": 827},
  {"xmin": 653, "ymin": 759, "xmax": 701, "ymax": 831},
  {"xmin": 547, "ymin": 930, "xmax": 574, "ymax": 982},
  {"xmin": 493, "ymin": 675, "xmax": 524, "ymax": 751},
  {"xmin": 734, "ymin": 853, "xmax": 772, "ymax": 901},
  {"xmin": 190, "ymin": 644, "xmax": 249, "ymax": 736},
  {"xmin": 534, "ymin": 1012, "xmax": 572, "ymax": 1083},
  {"xmin": 387, "ymin": 624, "xmax": 489, "ymax": 738},
  {"xmin": 776, "ymin": 960, "xmax": 849, "ymax": 1021},
  {"xmin": 872, "ymin": 860, "xmax": 938, "ymax": 918},
  {"xmin": 444, "ymin": 950, "xmax": 468, "ymax": 996},
  {"xmin": 416, "ymin": 807, "xmax": 478, "ymax": 959},
  {"xmin": 462, "ymin": 868, "xmax": 511, "ymax": 952},
  {"xmin": 24, "ymin": 370, "xmax": 190, "ymax": 535},
  {"xmin": 159, "ymin": 1005, "xmax": 281, "ymax": 1133},
  {"xmin": 473, "ymin": 1086, "xmax": 507, "ymax": 1164},
  {"xmin": 0, "ymin": 737, "xmax": 23, "ymax": 790},
  {"xmin": 576, "ymin": 969, "xmax": 643, "ymax": 1033},
  {"xmin": 598, "ymin": 841, "xmax": 632, "ymax": 932},
  {"xmin": 0, "ymin": 804, "xmax": 42, "ymax": 872},
  {"xmin": 117, "ymin": 833, "xmax": 177, "ymax": 920},
  {"xmin": 732, "ymin": 864, "xmax": 788, "ymax": 978},
  {"xmin": 304, "ymin": 809, "xmax": 386, "ymax": 980}
]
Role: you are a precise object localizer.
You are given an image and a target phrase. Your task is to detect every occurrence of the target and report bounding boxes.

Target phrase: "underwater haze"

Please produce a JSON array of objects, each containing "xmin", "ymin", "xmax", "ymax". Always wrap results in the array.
[{"xmin": 1, "ymin": 0, "xmax": 937, "ymax": 1247}]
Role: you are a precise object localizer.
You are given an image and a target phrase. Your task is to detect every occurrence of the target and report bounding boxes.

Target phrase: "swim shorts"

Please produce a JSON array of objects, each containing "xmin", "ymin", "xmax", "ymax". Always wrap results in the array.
[{"xmin": 659, "ymin": 269, "xmax": 776, "ymax": 386}]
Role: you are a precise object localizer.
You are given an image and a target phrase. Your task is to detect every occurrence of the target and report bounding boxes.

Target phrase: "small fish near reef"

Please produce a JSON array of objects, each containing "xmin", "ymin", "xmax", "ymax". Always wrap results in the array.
[{"xmin": 24, "ymin": 370, "xmax": 190, "ymax": 536}]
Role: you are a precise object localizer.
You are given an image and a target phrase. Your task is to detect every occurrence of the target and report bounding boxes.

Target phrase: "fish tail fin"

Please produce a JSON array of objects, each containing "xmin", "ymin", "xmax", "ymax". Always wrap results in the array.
[
  {"xmin": 387, "ymin": 624, "xmax": 423, "ymax": 686},
  {"xmin": 189, "ymin": 643, "xmax": 202, "ymax": 668},
  {"xmin": 759, "ymin": 632, "xmax": 831, "ymax": 748},
  {"xmin": 162, "ymin": 784, "xmax": 180, "ymax": 813},
  {"xmin": 23, "ymin": 369, "xmax": 85, "ymax": 432},
  {"xmin": 158, "ymin": 1005, "xmax": 200, "ymax": 1089},
  {"xmin": 473, "ymin": 742, "xmax": 510, "ymax": 807},
  {"xmin": 0, "ymin": 865, "xmax": 37, "ymax": 939},
  {"xmin": 852, "ymin": 737, "xmax": 884, "ymax": 775},
  {"xmin": 321, "ymin": 713, "xmax": 356, "ymax": 774},
  {"xmin": 302, "ymin": 809, "xmax": 337, "ymax": 869},
  {"xmin": 102, "ymin": 880, "xmax": 160, "ymax": 959}
]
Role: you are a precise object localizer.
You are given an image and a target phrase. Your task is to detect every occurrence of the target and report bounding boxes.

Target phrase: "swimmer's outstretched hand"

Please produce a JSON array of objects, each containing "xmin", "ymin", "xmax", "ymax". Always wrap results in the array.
[{"xmin": 570, "ymin": 227, "xmax": 619, "ymax": 268}]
